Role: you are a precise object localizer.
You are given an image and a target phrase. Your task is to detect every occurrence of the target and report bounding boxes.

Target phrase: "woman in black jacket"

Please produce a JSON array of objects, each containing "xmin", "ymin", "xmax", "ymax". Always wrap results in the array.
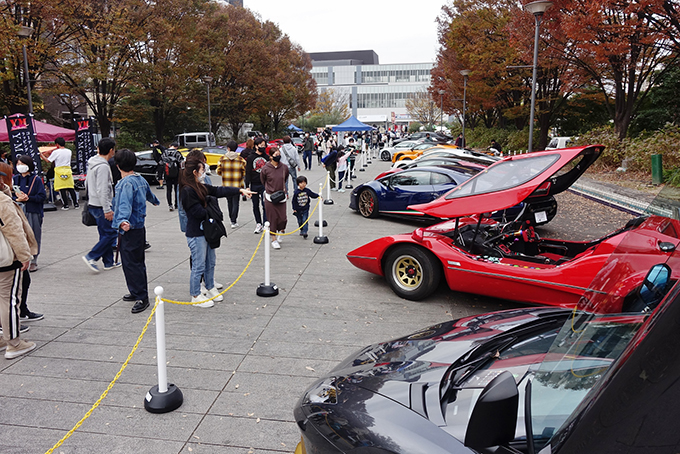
[{"xmin": 180, "ymin": 157, "xmax": 252, "ymax": 307}]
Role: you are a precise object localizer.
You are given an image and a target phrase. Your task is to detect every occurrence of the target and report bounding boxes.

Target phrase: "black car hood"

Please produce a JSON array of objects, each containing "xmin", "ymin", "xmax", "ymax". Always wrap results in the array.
[{"xmin": 327, "ymin": 307, "xmax": 566, "ymax": 405}]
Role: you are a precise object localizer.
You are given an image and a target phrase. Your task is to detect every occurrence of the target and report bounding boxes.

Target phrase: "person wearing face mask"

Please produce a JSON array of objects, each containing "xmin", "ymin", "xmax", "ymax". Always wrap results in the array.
[
  {"xmin": 12, "ymin": 156, "xmax": 45, "ymax": 273},
  {"xmin": 259, "ymin": 147, "xmax": 289, "ymax": 249},
  {"xmin": 245, "ymin": 137, "xmax": 270, "ymax": 234},
  {"xmin": 180, "ymin": 157, "xmax": 252, "ymax": 306}
]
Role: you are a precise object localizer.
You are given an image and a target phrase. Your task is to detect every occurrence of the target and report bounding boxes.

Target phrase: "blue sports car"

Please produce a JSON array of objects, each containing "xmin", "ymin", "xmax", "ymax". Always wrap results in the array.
[
  {"xmin": 349, "ymin": 164, "xmax": 557, "ymax": 225},
  {"xmin": 349, "ymin": 165, "xmax": 480, "ymax": 220}
]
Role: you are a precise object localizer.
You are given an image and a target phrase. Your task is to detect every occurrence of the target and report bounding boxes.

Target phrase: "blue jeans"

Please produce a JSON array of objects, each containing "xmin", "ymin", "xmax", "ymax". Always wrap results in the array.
[
  {"xmin": 295, "ymin": 211, "xmax": 309, "ymax": 235},
  {"xmin": 302, "ymin": 150, "xmax": 312, "ymax": 170},
  {"xmin": 86, "ymin": 206, "xmax": 117, "ymax": 267},
  {"xmin": 187, "ymin": 235, "xmax": 215, "ymax": 297}
]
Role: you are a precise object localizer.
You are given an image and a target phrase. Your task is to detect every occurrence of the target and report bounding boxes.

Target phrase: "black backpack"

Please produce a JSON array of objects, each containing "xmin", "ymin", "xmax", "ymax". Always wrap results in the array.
[
  {"xmin": 203, "ymin": 195, "xmax": 227, "ymax": 248},
  {"xmin": 164, "ymin": 150, "xmax": 181, "ymax": 178}
]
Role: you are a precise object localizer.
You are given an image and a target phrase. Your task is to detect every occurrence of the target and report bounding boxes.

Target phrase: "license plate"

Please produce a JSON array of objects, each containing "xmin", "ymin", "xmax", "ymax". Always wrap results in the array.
[{"xmin": 535, "ymin": 211, "xmax": 548, "ymax": 223}]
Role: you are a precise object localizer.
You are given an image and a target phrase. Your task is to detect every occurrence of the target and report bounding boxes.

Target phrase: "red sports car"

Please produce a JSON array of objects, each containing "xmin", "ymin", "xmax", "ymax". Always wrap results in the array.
[{"xmin": 347, "ymin": 145, "xmax": 680, "ymax": 308}]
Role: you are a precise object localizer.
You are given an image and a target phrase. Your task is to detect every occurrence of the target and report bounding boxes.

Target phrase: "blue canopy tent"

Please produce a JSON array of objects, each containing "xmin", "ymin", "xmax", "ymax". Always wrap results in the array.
[
  {"xmin": 288, "ymin": 124, "xmax": 303, "ymax": 132},
  {"xmin": 332, "ymin": 116, "xmax": 373, "ymax": 132}
]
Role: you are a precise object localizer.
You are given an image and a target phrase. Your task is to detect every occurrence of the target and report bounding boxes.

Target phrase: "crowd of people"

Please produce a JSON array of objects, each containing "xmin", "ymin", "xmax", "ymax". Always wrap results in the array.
[{"xmin": 0, "ymin": 129, "xmax": 387, "ymax": 359}]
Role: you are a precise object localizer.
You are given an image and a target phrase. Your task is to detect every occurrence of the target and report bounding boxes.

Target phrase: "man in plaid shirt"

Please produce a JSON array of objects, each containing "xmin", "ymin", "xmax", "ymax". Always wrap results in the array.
[{"xmin": 217, "ymin": 140, "xmax": 246, "ymax": 228}]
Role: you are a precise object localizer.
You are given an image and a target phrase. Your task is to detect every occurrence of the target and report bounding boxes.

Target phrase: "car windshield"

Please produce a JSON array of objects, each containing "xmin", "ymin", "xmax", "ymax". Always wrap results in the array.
[{"xmin": 445, "ymin": 154, "xmax": 559, "ymax": 200}]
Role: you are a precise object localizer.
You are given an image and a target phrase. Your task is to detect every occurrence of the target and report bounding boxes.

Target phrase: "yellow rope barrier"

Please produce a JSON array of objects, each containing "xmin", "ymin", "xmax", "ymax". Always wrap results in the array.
[
  {"xmin": 45, "ymin": 300, "xmax": 159, "ymax": 454},
  {"xmin": 45, "ymin": 228, "xmax": 268, "ymax": 452}
]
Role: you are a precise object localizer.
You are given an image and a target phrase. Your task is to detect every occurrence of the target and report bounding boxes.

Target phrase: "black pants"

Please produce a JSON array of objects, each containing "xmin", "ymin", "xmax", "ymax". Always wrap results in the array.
[
  {"xmin": 166, "ymin": 177, "xmax": 178, "ymax": 208},
  {"xmin": 19, "ymin": 269, "xmax": 30, "ymax": 316},
  {"xmin": 251, "ymin": 185, "xmax": 266, "ymax": 225},
  {"xmin": 60, "ymin": 188, "xmax": 78, "ymax": 207},
  {"xmin": 226, "ymin": 194, "xmax": 240, "ymax": 224},
  {"xmin": 120, "ymin": 228, "xmax": 148, "ymax": 303}
]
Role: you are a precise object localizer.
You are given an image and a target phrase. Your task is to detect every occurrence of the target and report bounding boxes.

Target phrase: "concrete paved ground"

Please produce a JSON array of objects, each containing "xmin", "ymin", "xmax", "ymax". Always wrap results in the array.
[{"xmin": 0, "ymin": 155, "xmax": 633, "ymax": 453}]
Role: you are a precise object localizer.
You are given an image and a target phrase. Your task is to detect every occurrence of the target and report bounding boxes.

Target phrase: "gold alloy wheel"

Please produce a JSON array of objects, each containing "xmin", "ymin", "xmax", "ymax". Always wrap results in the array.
[
  {"xmin": 358, "ymin": 190, "xmax": 376, "ymax": 217},
  {"xmin": 392, "ymin": 255, "xmax": 423, "ymax": 290}
]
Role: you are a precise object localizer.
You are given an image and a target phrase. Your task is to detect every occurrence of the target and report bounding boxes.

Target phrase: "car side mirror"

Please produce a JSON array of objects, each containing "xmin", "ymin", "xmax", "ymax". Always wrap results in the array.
[
  {"xmin": 464, "ymin": 371, "xmax": 518, "ymax": 450},
  {"xmin": 638, "ymin": 263, "xmax": 671, "ymax": 311}
]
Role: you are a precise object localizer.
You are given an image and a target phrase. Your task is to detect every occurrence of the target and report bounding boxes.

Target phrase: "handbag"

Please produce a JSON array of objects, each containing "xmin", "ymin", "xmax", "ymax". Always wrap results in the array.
[
  {"xmin": 270, "ymin": 190, "xmax": 286, "ymax": 204},
  {"xmin": 203, "ymin": 195, "xmax": 227, "ymax": 248},
  {"xmin": 81, "ymin": 201, "xmax": 97, "ymax": 226}
]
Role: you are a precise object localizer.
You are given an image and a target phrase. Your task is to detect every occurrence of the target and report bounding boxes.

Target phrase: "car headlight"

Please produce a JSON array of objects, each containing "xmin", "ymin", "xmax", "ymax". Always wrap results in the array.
[{"xmin": 304, "ymin": 377, "xmax": 339, "ymax": 405}]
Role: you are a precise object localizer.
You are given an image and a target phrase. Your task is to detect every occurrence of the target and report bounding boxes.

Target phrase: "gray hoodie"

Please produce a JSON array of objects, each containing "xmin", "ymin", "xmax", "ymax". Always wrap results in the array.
[{"xmin": 85, "ymin": 154, "xmax": 114, "ymax": 213}]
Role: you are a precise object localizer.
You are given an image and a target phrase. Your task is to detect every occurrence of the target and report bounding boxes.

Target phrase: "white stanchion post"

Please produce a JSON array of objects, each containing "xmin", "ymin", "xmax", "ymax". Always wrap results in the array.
[
  {"xmin": 314, "ymin": 183, "xmax": 329, "ymax": 244},
  {"xmin": 359, "ymin": 148, "xmax": 366, "ymax": 171},
  {"xmin": 324, "ymin": 171, "xmax": 334, "ymax": 204},
  {"xmin": 366, "ymin": 141, "xmax": 372, "ymax": 164},
  {"xmin": 145, "ymin": 287, "xmax": 183, "ymax": 414},
  {"xmin": 257, "ymin": 221, "xmax": 278, "ymax": 297}
]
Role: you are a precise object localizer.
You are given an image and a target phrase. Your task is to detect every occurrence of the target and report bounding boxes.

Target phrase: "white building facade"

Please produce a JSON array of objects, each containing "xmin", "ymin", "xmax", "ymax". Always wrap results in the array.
[{"xmin": 309, "ymin": 51, "xmax": 433, "ymax": 129}]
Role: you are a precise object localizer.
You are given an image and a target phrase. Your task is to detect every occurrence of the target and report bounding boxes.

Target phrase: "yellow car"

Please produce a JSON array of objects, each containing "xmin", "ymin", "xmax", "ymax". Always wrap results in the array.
[
  {"xmin": 391, "ymin": 143, "xmax": 460, "ymax": 163},
  {"xmin": 179, "ymin": 146, "xmax": 229, "ymax": 169}
]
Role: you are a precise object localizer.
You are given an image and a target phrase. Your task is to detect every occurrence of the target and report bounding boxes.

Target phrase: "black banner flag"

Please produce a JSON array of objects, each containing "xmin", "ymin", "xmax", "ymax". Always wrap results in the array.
[
  {"xmin": 4, "ymin": 113, "xmax": 41, "ymax": 175},
  {"xmin": 74, "ymin": 118, "xmax": 97, "ymax": 176}
]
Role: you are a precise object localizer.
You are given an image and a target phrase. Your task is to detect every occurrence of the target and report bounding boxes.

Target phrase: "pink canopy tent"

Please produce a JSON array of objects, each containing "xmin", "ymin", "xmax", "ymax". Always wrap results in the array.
[{"xmin": 0, "ymin": 118, "xmax": 76, "ymax": 142}]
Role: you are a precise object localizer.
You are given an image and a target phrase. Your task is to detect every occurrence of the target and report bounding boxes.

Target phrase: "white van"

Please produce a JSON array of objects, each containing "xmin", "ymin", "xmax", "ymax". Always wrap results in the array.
[
  {"xmin": 545, "ymin": 136, "xmax": 573, "ymax": 150},
  {"xmin": 174, "ymin": 132, "xmax": 216, "ymax": 148}
]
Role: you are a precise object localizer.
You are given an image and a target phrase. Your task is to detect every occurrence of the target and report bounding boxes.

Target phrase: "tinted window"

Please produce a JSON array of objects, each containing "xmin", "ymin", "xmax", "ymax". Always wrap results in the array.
[
  {"xmin": 390, "ymin": 171, "xmax": 431, "ymax": 186},
  {"xmin": 446, "ymin": 155, "xmax": 559, "ymax": 199},
  {"xmin": 431, "ymin": 172, "xmax": 453, "ymax": 185},
  {"xmin": 186, "ymin": 135, "xmax": 197, "ymax": 143}
]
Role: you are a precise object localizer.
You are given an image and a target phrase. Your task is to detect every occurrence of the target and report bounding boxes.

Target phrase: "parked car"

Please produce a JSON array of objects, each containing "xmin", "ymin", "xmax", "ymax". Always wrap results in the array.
[
  {"xmin": 394, "ymin": 131, "xmax": 450, "ymax": 145},
  {"xmin": 349, "ymin": 165, "xmax": 482, "ymax": 220},
  {"xmin": 179, "ymin": 146, "xmax": 228, "ymax": 169},
  {"xmin": 134, "ymin": 150, "xmax": 159, "ymax": 183},
  {"xmin": 174, "ymin": 132, "xmax": 216, "ymax": 148},
  {"xmin": 378, "ymin": 140, "xmax": 421, "ymax": 161},
  {"xmin": 294, "ymin": 249, "xmax": 676, "ymax": 454},
  {"xmin": 291, "ymin": 137, "xmax": 304, "ymax": 152},
  {"xmin": 393, "ymin": 147, "xmax": 500, "ymax": 169},
  {"xmin": 545, "ymin": 136, "xmax": 573, "ymax": 150},
  {"xmin": 346, "ymin": 145, "xmax": 679, "ymax": 306}
]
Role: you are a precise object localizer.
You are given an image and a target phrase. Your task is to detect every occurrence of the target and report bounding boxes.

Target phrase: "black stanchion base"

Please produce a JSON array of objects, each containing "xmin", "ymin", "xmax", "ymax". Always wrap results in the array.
[
  {"xmin": 314, "ymin": 235, "xmax": 329, "ymax": 244},
  {"xmin": 314, "ymin": 220, "xmax": 328, "ymax": 227},
  {"xmin": 324, "ymin": 199, "xmax": 334, "ymax": 205},
  {"xmin": 145, "ymin": 383, "xmax": 183, "ymax": 414},
  {"xmin": 257, "ymin": 283, "xmax": 279, "ymax": 297},
  {"xmin": 43, "ymin": 203, "xmax": 57, "ymax": 212},
  {"xmin": 345, "ymin": 184, "xmax": 354, "ymax": 189},
  {"xmin": 359, "ymin": 168, "xmax": 365, "ymax": 172}
]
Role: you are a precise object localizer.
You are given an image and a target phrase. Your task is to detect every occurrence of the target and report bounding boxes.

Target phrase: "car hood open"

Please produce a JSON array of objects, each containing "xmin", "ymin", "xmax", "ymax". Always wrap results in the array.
[{"xmin": 408, "ymin": 145, "xmax": 603, "ymax": 219}]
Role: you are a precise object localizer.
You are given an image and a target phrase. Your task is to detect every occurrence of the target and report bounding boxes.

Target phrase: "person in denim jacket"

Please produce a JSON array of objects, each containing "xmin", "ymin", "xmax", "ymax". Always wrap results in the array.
[{"xmin": 112, "ymin": 149, "xmax": 160, "ymax": 314}]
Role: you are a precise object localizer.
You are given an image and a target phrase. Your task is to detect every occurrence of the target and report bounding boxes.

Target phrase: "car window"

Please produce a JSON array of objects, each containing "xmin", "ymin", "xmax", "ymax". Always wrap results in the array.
[
  {"xmin": 431, "ymin": 172, "xmax": 454, "ymax": 185},
  {"xmin": 390, "ymin": 171, "xmax": 431, "ymax": 186},
  {"xmin": 446, "ymin": 155, "xmax": 560, "ymax": 199},
  {"xmin": 136, "ymin": 151, "xmax": 153, "ymax": 159},
  {"xmin": 548, "ymin": 139, "xmax": 558, "ymax": 148}
]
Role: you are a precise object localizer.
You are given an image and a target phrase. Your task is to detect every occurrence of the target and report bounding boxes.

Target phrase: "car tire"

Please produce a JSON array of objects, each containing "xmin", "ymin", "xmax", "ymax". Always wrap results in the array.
[
  {"xmin": 384, "ymin": 245, "xmax": 441, "ymax": 301},
  {"xmin": 358, "ymin": 189, "xmax": 379, "ymax": 218},
  {"xmin": 380, "ymin": 150, "xmax": 391, "ymax": 161}
]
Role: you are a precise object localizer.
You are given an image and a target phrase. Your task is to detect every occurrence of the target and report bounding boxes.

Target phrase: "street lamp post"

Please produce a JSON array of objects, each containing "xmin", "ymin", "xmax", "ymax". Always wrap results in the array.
[
  {"xmin": 17, "ymin": 25, "xmax": 34, "ymax": 114},
  {"xmin": 439, "ymin": 89, "xmax": 445, "ymax": 133},
  {"xmin": 202, "ymin": 76, "xmax": 213, "ymax": 134},
  {"xmin": 525, "ymin": 0, "xmax": 552, "ymax": 153},
  {"xmin": 459, "ymin": 70, "xmax": 470, "ymax": 148}
]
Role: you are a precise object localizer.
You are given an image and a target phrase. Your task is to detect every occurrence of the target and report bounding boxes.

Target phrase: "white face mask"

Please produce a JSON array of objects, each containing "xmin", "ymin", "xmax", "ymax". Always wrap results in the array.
[
  {"xmin": 197, "ymin": 172, "xmax": 206, "ymax": 183},
  {"xmin": 16, "ymin": 164, "xmax": 29, "ymax": 174}
]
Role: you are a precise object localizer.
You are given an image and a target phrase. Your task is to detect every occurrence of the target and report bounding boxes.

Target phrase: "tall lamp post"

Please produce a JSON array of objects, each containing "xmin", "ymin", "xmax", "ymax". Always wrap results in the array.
[
  {"xmin": 202, "ymin": 76, "xmax": 213, "ymax": 134},
  {"xmin": 459, "ymin": 70, "xmax": 470, "ymax": 148},
  {"xmin": 438, "ymin": 89, "xmax": 446, "ymax": 133},
  {"xmin": 17, "ymin": 25, "xmax": 34, "ymax": 113},
  {"xmin": 524, "ymin": 0, "xmax": 552, "ymax": 153}
]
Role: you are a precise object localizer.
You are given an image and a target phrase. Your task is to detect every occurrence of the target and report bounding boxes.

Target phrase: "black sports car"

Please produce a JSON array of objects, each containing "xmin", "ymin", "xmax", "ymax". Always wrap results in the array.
[
  {"xmin": 134, "ymin": 150, "xmax": 160, "ymax": 183},
  {"xmin": 294, "ymin": 234, "xmax": 678, "ymax": 453}
]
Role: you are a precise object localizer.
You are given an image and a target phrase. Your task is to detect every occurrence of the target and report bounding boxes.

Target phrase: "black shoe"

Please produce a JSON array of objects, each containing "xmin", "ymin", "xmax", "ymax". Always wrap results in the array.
[
  {"xmin": 20, "ymin": 311, "xmax": 44, "ymax": 322},
  {"xmin": 74, "ymin": 204, "xmax": 80, "ymax": 209},
  {"xmin": 123, "ymin": 294, "xmax": 136, "ymax": 302},
  {"xmin": 144, "ymin": 241, "xmax": 151, "ymax": 250},
  {"xmin": 0, "ymin": 325, "xmax": 29, "ymax": 335},
  {"xmin": 131, "ymin": 300, "xmax": 150, "ymax": 314},
  {"xmin": 303, "ymin": 233, "xmax": 308, "ymax": 239}
]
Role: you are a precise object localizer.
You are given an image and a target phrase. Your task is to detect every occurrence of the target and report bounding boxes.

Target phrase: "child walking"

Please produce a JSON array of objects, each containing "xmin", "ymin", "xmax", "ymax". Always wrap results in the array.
[{"xmin": 292, "ymin": 175, "xmax": 320, "ymax": 239}]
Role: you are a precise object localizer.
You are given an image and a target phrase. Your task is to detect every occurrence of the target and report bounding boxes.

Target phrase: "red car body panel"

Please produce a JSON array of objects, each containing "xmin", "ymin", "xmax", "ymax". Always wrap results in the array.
[
  {"xmin": 409, "ymin": 146, "xmax": 602, "ymax": 219},
  {"xmin": 347, "ymin": 215, "xmax": 680, "ymax": 309}
]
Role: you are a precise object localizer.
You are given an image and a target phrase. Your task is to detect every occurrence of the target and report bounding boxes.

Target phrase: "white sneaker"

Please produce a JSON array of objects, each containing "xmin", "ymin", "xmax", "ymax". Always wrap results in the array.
[
  {"xmin": 271, "ymin": 240, "xmax": 281, "ymax": 249},
  {"xmin": 215, "ymin": 281, "xmax": 223, "ymax": 289},
  {"xmin": 254, "ymin": 223, "xmax": 263, "ymax": 234},
  {"xmin": 276, "ymin": 232, "xmax": 283, "ymax": 243},
  {"xmin": 231, "ymin": 223, "xmax": 238, "ymax": 229},
  {"xmin": 191, "ymin": 295, "xmax": 214, "ymax": 308},
  {"xmin": 338, "ymin": 188, "xmax": 346, "ymax": 193},
  {"xmin": 203, "ymin": 287, "xmax": 224, "ymax": 302}
]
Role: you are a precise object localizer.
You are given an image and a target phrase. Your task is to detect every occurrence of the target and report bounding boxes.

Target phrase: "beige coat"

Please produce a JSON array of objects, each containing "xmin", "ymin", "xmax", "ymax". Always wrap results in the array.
[{"xmin": 0, "ymin": 185, "xmax": 38, "ymax": 264}]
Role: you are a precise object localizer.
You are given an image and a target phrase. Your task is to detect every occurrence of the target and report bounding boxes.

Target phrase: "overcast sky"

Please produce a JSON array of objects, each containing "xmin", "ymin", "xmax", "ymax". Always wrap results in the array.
[{"xmin": 246, "ymin": 0, "xmax": 444, "ymax": 64}]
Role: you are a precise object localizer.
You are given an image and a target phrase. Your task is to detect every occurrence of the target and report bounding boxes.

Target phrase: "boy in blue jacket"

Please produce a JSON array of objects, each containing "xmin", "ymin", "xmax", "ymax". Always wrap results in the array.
[{"xmin": 292, "ymin": 175, "xmax": 320, "ymax": 239}]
